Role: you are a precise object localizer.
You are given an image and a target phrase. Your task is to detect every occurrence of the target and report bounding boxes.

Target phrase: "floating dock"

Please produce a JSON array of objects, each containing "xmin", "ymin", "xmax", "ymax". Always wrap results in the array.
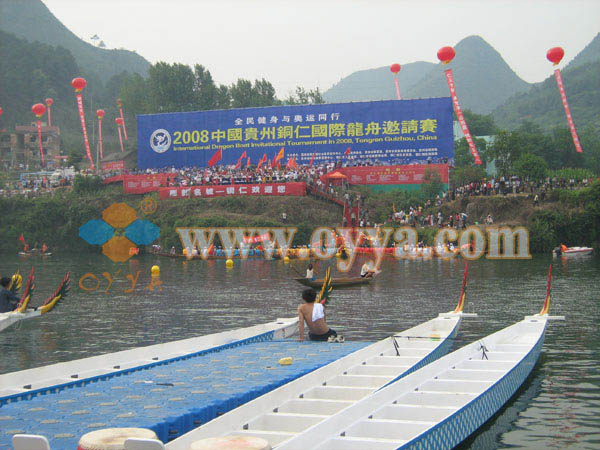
[{"xmin": 0, "ymin": 339, "xmax": 369, "ymax": 449}]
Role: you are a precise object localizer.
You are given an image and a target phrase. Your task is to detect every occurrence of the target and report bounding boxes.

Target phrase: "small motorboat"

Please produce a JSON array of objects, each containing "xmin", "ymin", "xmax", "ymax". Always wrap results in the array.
[
  {"xmin": 18, "ymin": 251, "xmax": 52, "ymax": 257},
  {"xmin": 554, "ymin": 246, "xmax": 593, "ymax": 257},
  {"xmin": 294, "ymin": 276, "xmax": 372, "ymax": 289}
]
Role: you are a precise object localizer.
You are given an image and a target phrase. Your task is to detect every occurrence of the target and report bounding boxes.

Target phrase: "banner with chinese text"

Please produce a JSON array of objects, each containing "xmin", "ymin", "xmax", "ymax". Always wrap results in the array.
[
  {"xmin": 158, "ymin": 182, "xmax": 306, "ymax": 199},
  {"xmin": 124, "ymin": 173, "xmax": 174, "ymax": 194},
  {"xmin": 138, "ymin": 98, "xmax": 454, "ymax": 169},
  {"xmin": 101, "ymin": 160, "xmax": 125, "ymax": 171},
  {"xmin": 335, "ymin": 164, "xmax": 449, "ymax": 185}
]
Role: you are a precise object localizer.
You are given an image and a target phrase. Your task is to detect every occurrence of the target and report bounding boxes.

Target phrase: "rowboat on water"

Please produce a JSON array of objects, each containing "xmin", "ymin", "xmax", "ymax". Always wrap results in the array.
[
  {"xmin": 294, "ymin": 276, "xmax": 372, "ymax": 289},
  {"xmin": 164, "ymin": 264, "xmax": 475, "ymax": 450},
  {"xmin": 0, "ymin": 268, "xmax": 70, "ymax": 333},
  {"xmin": 271, "ymin": 266, "xmax": 562, "ymax": 450}
]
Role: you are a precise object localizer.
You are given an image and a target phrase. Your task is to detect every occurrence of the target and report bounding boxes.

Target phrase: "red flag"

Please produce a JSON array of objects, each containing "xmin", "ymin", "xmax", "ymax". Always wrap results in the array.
[
  {"xmin": 18, "ymin": 234, "xmax": 26, "ymax": 245},
  {"xmin": 257, "ymin": 154, "xmax": 266, "ymax": 169},
  {"xmin": 344, "ymin": 147, "xmax": 351, "ymax": 157},
  {"xmin": 234, "ymin": 159, "xmax": 241, "ymax": 170},
  {"xmin": 246, "ymin": 157, "xmax": 251, "ymax": 168},
  {"xmin": 286, "ymin": 157, "xmax": 298, "ymax": 170},
  {"xmin": 309, "ymin": 151, "xmax": 316, "ymax": 168},
  {"xmin": 208, "ymin": 148, "xmax": 222, "ymax": 167},
  {"xmin": 239, "ymin": 151, "xmax": 247, "ymax": 160},
  {"xmin": 275, "ymin": 147, "xmax": 285, "ymax": 162}
]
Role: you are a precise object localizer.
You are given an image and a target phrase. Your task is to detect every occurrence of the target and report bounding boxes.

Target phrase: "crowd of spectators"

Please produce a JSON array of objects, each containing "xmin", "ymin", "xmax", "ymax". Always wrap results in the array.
[{"xmin": 0, "ymin": 174, "xmax": 72, "ymax": 198}]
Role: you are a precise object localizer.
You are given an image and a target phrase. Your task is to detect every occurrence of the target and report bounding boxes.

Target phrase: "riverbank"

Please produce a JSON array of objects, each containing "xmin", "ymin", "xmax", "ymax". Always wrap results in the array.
[{"xmin": 0, "ymin": 180, "xmax": 598, "ymax": 254}]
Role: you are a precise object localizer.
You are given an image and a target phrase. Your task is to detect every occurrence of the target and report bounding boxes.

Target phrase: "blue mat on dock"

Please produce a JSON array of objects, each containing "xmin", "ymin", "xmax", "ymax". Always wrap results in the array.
[{"xmin": 0, "ymin": 340, "xmax": 369, "ymax": 449}]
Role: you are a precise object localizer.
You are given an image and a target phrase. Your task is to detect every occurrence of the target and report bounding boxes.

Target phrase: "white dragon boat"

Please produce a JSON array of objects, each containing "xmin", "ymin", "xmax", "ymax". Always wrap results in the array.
[
  {"xmin": 0, "ymin": 268, "xmax": 70, "ymax": 333},
  {"xmin": 163, "ymin": 264, "xmax": 476, "ymax": 450},
  {"xmin": 271, "ymin": 265, "xmax": 563, "ymax": 450}
]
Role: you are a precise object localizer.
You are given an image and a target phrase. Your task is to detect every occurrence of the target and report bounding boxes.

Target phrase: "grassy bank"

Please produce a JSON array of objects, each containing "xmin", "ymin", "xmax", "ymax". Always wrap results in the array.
[
  {"xmin": 0, "ymin": 184, "xmax": 343, "ymax": 253},
  {"xmin": 1, "ymin": 180, "xmax": 598, "ymax": 255}
]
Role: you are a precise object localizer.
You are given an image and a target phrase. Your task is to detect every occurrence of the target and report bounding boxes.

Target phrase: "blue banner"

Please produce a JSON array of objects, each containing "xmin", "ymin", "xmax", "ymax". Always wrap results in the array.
[{"xmin": 137, "ymin": 98, "xmax": 454, "ymax": 169}]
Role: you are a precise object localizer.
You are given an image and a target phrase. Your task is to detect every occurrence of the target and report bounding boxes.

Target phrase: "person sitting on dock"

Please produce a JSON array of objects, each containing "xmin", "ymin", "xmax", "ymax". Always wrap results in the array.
[
  {"xmin": 306, "ymin": 263, "xmax": 315, "ymax": 281},
  {"xmin": 0, "ymin": 277, "xmax": 20, "ymax": 313},
  {"xmin": 298, "ymin": 289, "xmax": 337, "ymax": 342}
]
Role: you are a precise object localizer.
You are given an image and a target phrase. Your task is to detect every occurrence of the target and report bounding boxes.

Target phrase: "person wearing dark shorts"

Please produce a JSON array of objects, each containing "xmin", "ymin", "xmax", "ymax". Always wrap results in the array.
[{"xmin": 297, "ymin": 289, "xmax": 341, "ymax": 342}]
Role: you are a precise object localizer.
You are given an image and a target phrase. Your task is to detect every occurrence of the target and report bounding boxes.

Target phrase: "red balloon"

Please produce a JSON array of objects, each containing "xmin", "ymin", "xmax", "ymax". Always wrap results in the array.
[
  {"xmin": 546, "ymin": 47, "xmax": 564, "ymax": 65},
  {"xmin": 0, "ymin": 107, "xmax": 3, "ymax": 117},
  {"xmin": 390, "ymin": 63, "xmax": 401, "ymax": 74},
  {"xmin": 32, "ymin": 103, "xmax": 46, "ymax": 118},
  {"xmin": 115, "ymin": 117, "xmax": 124, "ymax": 125},
  {"xmin": 45, "ymin": 98, "xmax": 53, "ymax": 106},
  {"xmin": 96, "ymin": 109, "xmax": 105, "ymax": 119},
  {"xmin": 437, "ymin": 46, "xmax": 456, "ymax": 64},
  {"xmin": 72, "ymin": 77, "xmax": 87, "ymax": 92}
]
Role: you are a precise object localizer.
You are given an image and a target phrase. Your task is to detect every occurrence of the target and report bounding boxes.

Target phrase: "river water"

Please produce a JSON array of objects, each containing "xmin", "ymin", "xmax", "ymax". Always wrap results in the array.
[{"xmin": 1, "ymin": 252, "xmax": 599, "ymax": 449}]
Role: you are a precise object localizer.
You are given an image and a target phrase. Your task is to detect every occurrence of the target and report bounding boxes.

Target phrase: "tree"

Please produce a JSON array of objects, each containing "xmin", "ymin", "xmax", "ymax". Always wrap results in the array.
[
  {"xmin": 450, "ymin": 165, "xmax": 487, "ymax": 186},
  {"xmin": 193, "ymin": 64, "xmax": 218, "ymax": 110},
  {"xmin": 285, "ymin": 86, "xmax": 325, "ymax": 105},
  {"xmin": 67, "ymin": 147, "xmax": 83, "ymax": 168},
  {"xmin": 420, "ymin": 168, "xmax": 444, "ymax": 201},
  {"xmin": 514, "ymin": 153, "xmax": 548, "ymax": 180},
  {"xmin": 462, "ymin": 109, "xmax": 496, "ymax": 136},
  {"xmin": 454, "ymin": 136, "xmax": 489, "ymax": 167}
]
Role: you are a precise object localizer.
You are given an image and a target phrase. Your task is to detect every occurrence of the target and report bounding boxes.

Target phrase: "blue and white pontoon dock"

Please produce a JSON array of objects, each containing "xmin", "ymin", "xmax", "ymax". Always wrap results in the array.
[{"xmin": 0, "ymin": 318, "xmax": 370, "ymax": 450}]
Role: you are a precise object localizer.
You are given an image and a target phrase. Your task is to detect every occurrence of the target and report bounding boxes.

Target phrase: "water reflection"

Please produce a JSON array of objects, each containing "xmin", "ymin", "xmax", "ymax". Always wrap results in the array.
[{"xmin": 1, "ymin": 252, "xmax": 599, "ymax": 449}]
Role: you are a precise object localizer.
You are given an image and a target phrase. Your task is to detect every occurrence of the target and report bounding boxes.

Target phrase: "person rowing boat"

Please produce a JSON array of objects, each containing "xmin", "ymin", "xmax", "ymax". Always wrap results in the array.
[{"xmin": 0, "ymin": 277, "xmax": 20, "ymax": 313}]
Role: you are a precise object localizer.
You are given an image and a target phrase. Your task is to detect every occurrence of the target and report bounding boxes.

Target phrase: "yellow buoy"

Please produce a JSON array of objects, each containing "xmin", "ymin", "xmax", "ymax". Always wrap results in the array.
[
  {"xmin": 151, "ymin": 265, "xmax": 160, "ymax": 276},
  {"xmin": 226, "ymin": 259, "xmax": 234, "ymax": 267},
  {"xmin": 278, "ymin": 356, "xmax": 293, "ymax": 365},
  {"xmin": 283, "ymin": 256, "xmax": 290, "ymax": 264}
]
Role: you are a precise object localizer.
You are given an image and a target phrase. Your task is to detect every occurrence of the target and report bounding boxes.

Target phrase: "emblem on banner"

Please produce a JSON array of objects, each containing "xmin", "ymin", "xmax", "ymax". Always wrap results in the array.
[{"xmin": 150, "ymin": 129, "xmax": 171, "ymax": 153}]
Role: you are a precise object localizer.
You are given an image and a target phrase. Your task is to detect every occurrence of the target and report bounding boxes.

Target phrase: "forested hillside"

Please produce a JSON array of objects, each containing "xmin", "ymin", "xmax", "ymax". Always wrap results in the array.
[
  {"xmin": 492, "ymin": 33, "xmax": 600, "ymax": 131},
  {"xmin": 404, "ymin": 36, "xmax": 531, "ymax": 114},
  {"xmin": 0, "ymin": 29, "xmax": 135, "ymax": 157},
  {"xmin": 0, "ymin": 0, "xmax": 150, "ymax": 82},
  {"xmin": 323, "ymin": 61, "xmax": 435, "ymax": 103}
]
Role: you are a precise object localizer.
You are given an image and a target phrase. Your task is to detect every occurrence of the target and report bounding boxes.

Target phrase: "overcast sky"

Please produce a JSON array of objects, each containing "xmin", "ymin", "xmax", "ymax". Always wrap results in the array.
[{"xmin": 42, "ymin": 0, "xmax": 599, "ymax": 97}]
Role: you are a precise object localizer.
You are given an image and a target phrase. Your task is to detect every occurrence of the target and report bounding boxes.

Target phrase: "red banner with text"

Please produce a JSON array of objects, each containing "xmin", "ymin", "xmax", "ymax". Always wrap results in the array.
[
  {"xmin": 124, "ymin": 173, "xmax": 174, "ymax": 194},
  {"xmin": 335, "ymin": 164, "xmax": 449, "ymax": 185},
  {"xmin": 159, "ymin": 182, "xmax": 306, "ymax": 199},
  {"xmin": 554, "ymin": 69, "xmax": 583, "ymax": 153},
  {"xmin": 101, "ymin": 160, "xmax": 125, "ymax": 171},
  {"xmin": 444, "ymin": 69, "xmax": 482, "ymax": 165}
]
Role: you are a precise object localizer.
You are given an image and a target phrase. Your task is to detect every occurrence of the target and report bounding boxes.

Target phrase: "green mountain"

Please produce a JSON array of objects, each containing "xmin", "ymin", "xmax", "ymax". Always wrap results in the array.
[
  {"xmin": 492, "ymin": 33, "xmax": 600, "ymax": 131},
  {"xmin": 0, "ymin": 0, "xmax": 150, "ymax": 83},
  {"xmin": 404, "ymin": 36, "xmax": 531, "ymax": 114},
  {"xmin": 565, "ymin": 32, "xmax": 600, "ymax": 71},
  {"xmin": 323, "ymin": 61, "xmax": 436, "ymax": 103},
  {"xmin": 0, "ymin": 29, "xmax": 132, "ymax": 157}
]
